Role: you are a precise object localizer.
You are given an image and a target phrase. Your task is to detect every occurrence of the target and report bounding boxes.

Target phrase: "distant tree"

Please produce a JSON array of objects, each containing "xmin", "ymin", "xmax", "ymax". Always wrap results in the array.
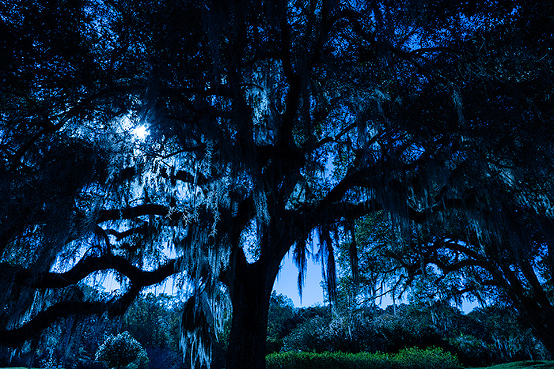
[
  {"xmin": 338, "ymin": 201, "xmax": 554, "ymax": 358},
  {"xmin": 281, "ymin": 302, "xmax": 441, "ymax": 354},
  {"xmin": 122, "ymin": 293, "xmax": 180, "ymax": 351},
  {"xmin": 267, "ymin": 292, "xmax": 296, "ymax": 340},
  {"xmin": 467, "ymin": 305, "xmax": 549, "ymax": 362},
  {"xmin": 266, "ymin": 292, "xmax": 296, "ymax": 353}
]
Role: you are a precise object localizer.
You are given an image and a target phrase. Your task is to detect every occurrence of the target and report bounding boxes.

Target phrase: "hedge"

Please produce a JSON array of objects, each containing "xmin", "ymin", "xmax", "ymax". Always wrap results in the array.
[{"xmin": 266, "ymin": 347, "xmax": 462, "ymax": 369}]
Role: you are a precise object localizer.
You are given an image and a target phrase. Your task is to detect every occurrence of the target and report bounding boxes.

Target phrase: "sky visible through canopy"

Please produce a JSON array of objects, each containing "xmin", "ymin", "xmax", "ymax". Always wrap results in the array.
[
  {"xmin": 95, "ymin": 65, "xmax": 479, "ymax": 312},
  {"xmin": 99, "ymin": 247, "xmax": 477, "ymax": 311},
  {"xmin": 274, "ymin": 253, "xmax": 324, "ymax": 307},
  {"xmin": 273, "ymin": 256, "xmax": 478, "ymax": 312}
]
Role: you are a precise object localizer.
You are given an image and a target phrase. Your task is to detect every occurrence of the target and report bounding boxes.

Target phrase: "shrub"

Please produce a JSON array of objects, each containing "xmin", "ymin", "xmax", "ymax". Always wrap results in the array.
[
  {"xmin": 282, "ymin": 316, "xmax": 331, "ymax": 353},
  {"xmin": 266, "ymin": 347, "xmax": 462, "ymax": 369},
  {"xmin": 95, "ymin": 331, "xmax": 149, "ymax": 369},
  {"xmin": 266, "ymin": 338, "xmax": 284, "ymax": 354},
  {"xmin": 448, "ymin": 333, "xmax": 495, "ymax": 367},
  {"xmin": 392, "ymin": 347, "xmax": 461, "ymax": 369},
  {"xmin": 282, "ymin": 310, "xmax": 447, "ymax": 355},
  {"xmin": 266, "ymin": 351, "xmax": 389, "ymax": 369}
]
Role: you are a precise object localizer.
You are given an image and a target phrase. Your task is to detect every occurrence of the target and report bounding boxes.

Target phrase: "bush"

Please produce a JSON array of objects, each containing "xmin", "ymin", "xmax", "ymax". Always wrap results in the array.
[
  {"xmin": 266, "ymin": 351, "xmax": 389, "ymax": 369},
  {"xmin": 448, "ymin": 333, "xmax": 495, "ymax": 367},
  {"xmin": 95, "ymin": 331, "xmax": 149, "ymax": 369},
  {"xmin": 282, "ymin": 312, "xmax": 447, "ymax": 355},
  {"xmin": 392, "ymin": 347, "xmax": 461, "ymax": 369},
  {"xmin": 266, "ymin": 347, "xmax": 462, "ymax": 369},
  {"xmin": 267, "ymin": 338, "xmax": 284, "ymax": 354},
  {"xmin": 282, "ymin": 316, "xmax": 332, "ymax": 353}
]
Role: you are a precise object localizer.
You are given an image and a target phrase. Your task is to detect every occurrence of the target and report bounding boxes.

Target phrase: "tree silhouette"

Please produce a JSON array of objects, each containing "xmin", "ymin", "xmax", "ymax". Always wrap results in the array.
[{"xmin": 1, "ymin": 1, "xmax": 553, "ymax": 368}]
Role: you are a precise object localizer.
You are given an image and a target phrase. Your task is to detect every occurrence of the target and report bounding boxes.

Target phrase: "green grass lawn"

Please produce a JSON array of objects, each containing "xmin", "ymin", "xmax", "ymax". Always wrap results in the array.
[{"xmin": 470, "ymin": 361, "xmax": 554, "ymax": 369}]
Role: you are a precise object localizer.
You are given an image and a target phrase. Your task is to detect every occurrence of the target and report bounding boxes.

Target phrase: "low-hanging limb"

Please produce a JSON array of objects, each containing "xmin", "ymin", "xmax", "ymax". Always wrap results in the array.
[
  {"xmin": 0, "ymin": 301, "xmax": 109, "ymax": 347},
  {"xmin": 7, "ymin": 252, "xmax": 183, "ymax": 290},
  {"xmin": 0, "ymin": 285, "xmax": 143, "ymax": 348},
  {"xmin": 0, "ymin": 253, "xmax": 185, "ymax": 347}
]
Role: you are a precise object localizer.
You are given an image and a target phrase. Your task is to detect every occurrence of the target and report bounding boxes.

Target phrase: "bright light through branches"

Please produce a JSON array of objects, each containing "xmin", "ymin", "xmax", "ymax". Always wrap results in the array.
[
  {"xmin": 131, "ymin": 125, "xmax": 150, "ymax": 141},
  {"xmin": 120, "ymin": 113, "xmax": 150, "ymax": 141}
]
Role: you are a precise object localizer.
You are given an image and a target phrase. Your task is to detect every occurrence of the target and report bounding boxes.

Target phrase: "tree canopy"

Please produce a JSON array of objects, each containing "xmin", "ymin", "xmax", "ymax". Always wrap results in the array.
[{"xmin": 1, "ymin": 1, "xmax": 553, "ymax": 368}]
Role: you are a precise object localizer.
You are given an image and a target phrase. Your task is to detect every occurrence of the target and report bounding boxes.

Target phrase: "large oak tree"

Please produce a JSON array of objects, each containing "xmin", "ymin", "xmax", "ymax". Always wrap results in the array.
[{"xmin": 1, "ymin": 1, "xmax": 553, "ymax": 368}]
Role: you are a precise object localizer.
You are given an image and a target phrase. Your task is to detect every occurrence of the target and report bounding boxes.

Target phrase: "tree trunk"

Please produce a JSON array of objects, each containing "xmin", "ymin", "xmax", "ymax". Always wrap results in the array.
[
  {"xmin": 532, "ymin": 323, "xmax": 554, "ymax": 358},
  {"xmin": 225, "ymin": 253, "xmax": 281, "ymax": 369},
  {"xmin": 519, "ymin": 304, "xmax": 554, "ymax": 358}
]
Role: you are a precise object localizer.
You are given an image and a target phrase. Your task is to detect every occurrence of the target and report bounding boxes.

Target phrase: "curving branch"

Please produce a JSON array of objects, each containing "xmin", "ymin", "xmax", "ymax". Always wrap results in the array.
[
  {"xmin": 0, "ymin": 301, "xmax": 108, "ymax": 347},
  {"xmin": 0, "ymin": 285, "xmax": 142, "ymax": 347},
  {"xmin": 10, "ymin": 253, "xmax": 183, "ymax": 290},
  {"xmin": 0, "ymin": 254, "xmax": 185, "ymax": 346},
  {"xmin": 97, "ymin": 204, "xmax": 183, "ymax": 223}
]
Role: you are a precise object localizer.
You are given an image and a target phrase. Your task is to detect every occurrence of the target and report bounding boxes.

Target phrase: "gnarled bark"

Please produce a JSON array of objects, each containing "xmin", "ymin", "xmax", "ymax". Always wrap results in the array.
[{"xmin": 225, "ymin": 249, "xmax": 284, "ymax": 369}]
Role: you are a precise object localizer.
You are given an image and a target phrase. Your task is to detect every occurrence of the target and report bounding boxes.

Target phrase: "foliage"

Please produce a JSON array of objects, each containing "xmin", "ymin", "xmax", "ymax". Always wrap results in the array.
[
  {"xmin": 122, "ymin": 293, "xmax": 191, "ymax": 369},
  {"xmin": 282, "ymin": 302, "xmax": 450, "ymax": 353},
  {"xmin": 283, "ymin": 315, "xmax": 333, "ymax": 353},
  {"xmin": 0, "ymin": 291, "xmax": 187, "ymax": 369},
  {"xmin": 267, "ymin": 292, "xmax": 296, "ymax": 341},
  {"xmin": 465, "ymin": 306, "xmax": 550, "ymax": 363},
  {"xmin": 448, "ymin": 334, "xmax": 494, "ymax": 367},
  {"xmin": 2, "ymin": 1, "xmax": 554, "ymax": 368},
  {"xmin": 338, "ymin": 203, "xmax": 554, "ymax": 359},
  {"xmin": 277, "ymin": 300, "xmax": 549, "ymax": 367},
  {"xmin": 266, "ymin": 296, "xmax": 332, "ymax": 354},
  {"xmin": 266, "ymin": 347, "xmax": 461, "ymax": 369},
  {"xmin": 122, "ymin": 293, "xmax": 181, "ymax": 351},
  {"xmin": 95, "ymin": 331, "xmax": 149, "ymax": 369},
  {"xmin": 393, "ymin": 347, "xmax": 461, "ymax": 369}
]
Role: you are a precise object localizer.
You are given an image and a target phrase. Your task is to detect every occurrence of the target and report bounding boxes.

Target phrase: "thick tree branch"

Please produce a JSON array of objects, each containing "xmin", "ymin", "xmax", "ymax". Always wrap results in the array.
[
  {"xmin": 0, "ymin": 254, "xmax": 185, "ymax": 346},
  {"xmin": 97, "ymin": 204, "xmax": 183, "ymax": 223},
  {"xmin": 0, "ymin": 301, "xmax": 107, "ymax": 347},
  {"xmin": 0, "ymin": 283, "xmax": 143, "ymax": 348},
  {"xmin": 11, "ymin": 253, "xmax": 182, "ymax": 290}
]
